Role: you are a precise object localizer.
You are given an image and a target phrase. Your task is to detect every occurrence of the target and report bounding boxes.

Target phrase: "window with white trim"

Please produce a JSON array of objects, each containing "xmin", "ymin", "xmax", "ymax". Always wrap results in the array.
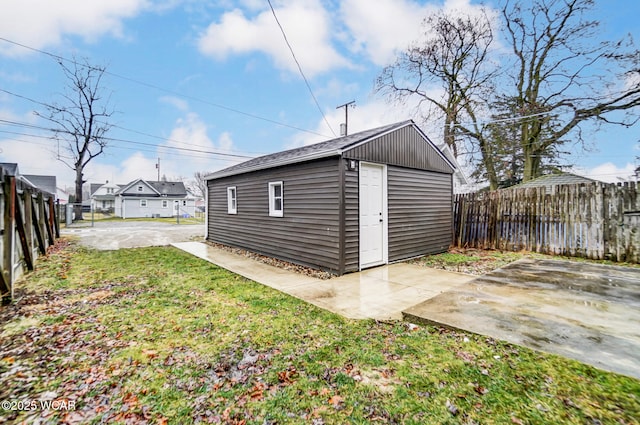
[
  {"xmin": 137, "ymin": 185, "xmax": 143, "ymax": 192},
  {"xmin": 162, "ymin": 200, "xmax": 168, "ymax": 208},
  {"xmin": 268, "ymin": 181, "xmax": 283, "ymax": 217},
  {"xmin": 140, "ymin": 199, "xmax": 147, "ymax": 207},
  {"xmin": 227, "ymin": 187, "xmax": 237, "ymax": 214}
]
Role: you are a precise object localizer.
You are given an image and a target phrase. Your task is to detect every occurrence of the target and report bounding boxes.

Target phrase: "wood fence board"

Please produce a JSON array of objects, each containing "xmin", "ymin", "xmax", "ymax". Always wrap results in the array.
[
  {"xmin": 15, "ymin": 191, "xmax": 33, "ymax": 271},
  {"xmin": 454, "ymin": 182, "xmax": 639, "ymax": 264}
]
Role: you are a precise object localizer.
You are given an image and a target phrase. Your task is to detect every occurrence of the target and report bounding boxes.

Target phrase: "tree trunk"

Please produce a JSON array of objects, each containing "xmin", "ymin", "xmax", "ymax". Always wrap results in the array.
[
  {"xmin": 74, "ymin": 167, "xmax": 84, "ymax": 221},
  {"xmin": 478, "ymin": 136, "xmax": 499, "ymax": 190},
  {"xmin": 522, "ymin": 150, "xmax": 541, "ymax": 182}
]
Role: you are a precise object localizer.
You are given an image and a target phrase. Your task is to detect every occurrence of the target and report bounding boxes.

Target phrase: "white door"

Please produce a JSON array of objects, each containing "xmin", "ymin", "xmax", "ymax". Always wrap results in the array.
[{"xmin": 359, "ymin": 162, "xmax": 387, "ymax": 268}]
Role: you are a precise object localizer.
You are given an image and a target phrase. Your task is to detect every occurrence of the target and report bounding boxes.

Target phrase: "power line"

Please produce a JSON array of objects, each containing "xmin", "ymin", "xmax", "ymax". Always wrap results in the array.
[
  {"xmin": 266, "ymin": 0, "xmax": 336, "ymax": 137},
  {"xmin": 0, "ymin": 88, "xmax": 261, "ymax": 158},
  {"xmin": 0, "ymin": 128, "xmax": 245, "ymax": 163},
  {"xmin": 0, "ymin": 118, "xmax": 254, "ymax": 159},
  {"xmin": 0, "ymin": 36, "xmax": 331, "ymax": 138}
]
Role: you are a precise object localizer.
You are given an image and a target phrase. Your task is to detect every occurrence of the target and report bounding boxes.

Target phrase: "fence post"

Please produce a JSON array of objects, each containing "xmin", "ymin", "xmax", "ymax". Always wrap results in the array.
[
  {"xmin": 2, "ymin": 175, "xmax": 15, "ymax": 304},
  {"xmin": 15, "ymin": 189, "xmax": 33, "ymax": 271}
]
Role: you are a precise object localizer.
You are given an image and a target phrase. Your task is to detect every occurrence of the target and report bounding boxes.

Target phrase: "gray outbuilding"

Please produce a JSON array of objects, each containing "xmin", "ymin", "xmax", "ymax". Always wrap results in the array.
[{"xmin": 205, "ymin": 120, "xmax": 455, "ymax": 275}]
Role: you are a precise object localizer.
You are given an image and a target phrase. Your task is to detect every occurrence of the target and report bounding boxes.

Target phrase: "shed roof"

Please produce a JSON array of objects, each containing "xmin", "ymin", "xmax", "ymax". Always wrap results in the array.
[
  {"xmin": 206, "ymin": 120, "xmax": 453, "ymax": 180},
  {"xmin": 511, "ymin": 172, "xmax": 599, "ymax": 190}
]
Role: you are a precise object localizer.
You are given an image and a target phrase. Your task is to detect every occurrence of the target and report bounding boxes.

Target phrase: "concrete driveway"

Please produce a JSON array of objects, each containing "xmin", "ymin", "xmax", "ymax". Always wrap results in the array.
[
  {"xmin": 403, "ymin": 259, "xmax": 640, "ymax": 379},
  {"xmin": 61, "ymin": 220, "xmax": 205, "ymax": 250}
]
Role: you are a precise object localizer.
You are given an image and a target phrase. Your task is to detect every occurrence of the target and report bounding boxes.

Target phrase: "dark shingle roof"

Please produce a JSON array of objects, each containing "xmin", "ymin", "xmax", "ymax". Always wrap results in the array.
[
  {"xmin": 90, "ymin": 183, "xmax": 103, "ymax": 195},
  {"xmin": 206, "ymin": 120, "xmax": 413, "ymax": 180},
  {"xmin": 512, "ymin": 172, "xmax": 599, "ymax": 190},
  {"xmin": 118, "ymin": 179, "xmax": 188, "ymax": 197},
  {"xmin": 147, "ymin": 181, "xmax": 187, "ymax": 196},
  {"xmin": 23, "ymin": 175, "xmax": 57, "ymax": 195},
  {"xmin": 0, "ymin": 163, "xmax": 19, "ymax": 176}
]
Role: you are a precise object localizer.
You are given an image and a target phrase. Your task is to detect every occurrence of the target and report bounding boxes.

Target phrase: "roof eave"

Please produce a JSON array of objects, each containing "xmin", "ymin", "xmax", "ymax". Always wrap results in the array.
[{"xmin": 206, "ymin": 149, "xmax": 343, "ymax": 180}]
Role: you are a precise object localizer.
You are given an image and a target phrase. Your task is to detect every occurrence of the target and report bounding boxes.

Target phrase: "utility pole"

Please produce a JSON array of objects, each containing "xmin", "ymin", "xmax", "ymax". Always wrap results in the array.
[
  {"xmin": 156, "ymin": 157, "xmax": 160, "ymax": 181},
  {"xmin": 336, "ymin": 100, "xmax": 355, "ymax": 136}
]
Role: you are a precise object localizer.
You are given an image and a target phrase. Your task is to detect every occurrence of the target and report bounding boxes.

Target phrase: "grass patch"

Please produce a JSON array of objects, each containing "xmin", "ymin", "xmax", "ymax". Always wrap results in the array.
[
  {"xmin": 411, "ymin": 247, "xmax": 640, "ymax": 275},
  {"xmin": 1, "ymin": 239, "xmax": 638, "ymax": 424}
]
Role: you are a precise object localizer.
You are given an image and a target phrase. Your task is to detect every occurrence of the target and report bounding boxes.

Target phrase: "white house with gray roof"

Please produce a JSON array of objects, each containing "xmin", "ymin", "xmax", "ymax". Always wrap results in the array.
[{"xmin": 114, "ymin": 179, "xmax": 196, "ymax": 218}]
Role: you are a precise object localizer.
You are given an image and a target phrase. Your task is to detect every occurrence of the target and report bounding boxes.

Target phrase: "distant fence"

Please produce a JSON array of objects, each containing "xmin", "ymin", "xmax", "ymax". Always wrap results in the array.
[
  {"xmin": 1, "ymin": 172, "xmax": 60, "ymax": 304},
  {"xmin": 453, "ymin": 182, "xmax": 640, "ymax": 263}
]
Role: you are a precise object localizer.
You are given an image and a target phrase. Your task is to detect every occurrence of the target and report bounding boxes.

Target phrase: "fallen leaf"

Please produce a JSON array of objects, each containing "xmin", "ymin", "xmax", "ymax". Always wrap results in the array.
[
  {"xmin": 328, "ymin": 395, "xmax": 344, "ymax": 407},
  {"xmin": 474, "ymin": 385, "xmax": 489, "ymax": 395},
  {"xmin": 511, "ymin": 416, "xmax": 524, "ymax": 424},
  {"xmin": 142, "ymin": 349, "xmax": 158, "ymax": 359}
]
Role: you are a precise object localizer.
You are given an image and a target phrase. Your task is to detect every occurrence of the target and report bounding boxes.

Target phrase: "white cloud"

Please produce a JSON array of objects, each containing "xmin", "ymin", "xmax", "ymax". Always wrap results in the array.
[
  {"xmin": 287, "ymin": 97, "xmax": 424, "ymax": 148},
  {"xmin": 0, "ymin": 0, "xmax": 149, "ymax": 56},
  {"xmin": 339, "ymin": 0, "xmax": 434, "ymax": 66},
  {"xmin": 0, "ymin": 135, "xmax": 76, "ymax": 187},
  {"xmin": 160, "ymin": 112, "xmax": 239, "ymax": 176},
  {"xmin": 159, "ymin": 96, "xmax": 189, "ymax": 112},
  {"xmin": 340, "ymin": 0, "xmax": 497, "ymax": 66},
  {"xmin": 197, "ymin": 0, "xmax": 350, "ymax": 76},
  {"xmin": 574, "ymin": 162, "xmax": 638, "ymax": 184}
]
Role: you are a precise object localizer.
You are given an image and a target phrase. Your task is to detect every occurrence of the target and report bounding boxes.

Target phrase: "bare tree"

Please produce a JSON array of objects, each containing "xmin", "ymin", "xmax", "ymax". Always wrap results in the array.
[
  {"xmin": 379, "ymin": 0, "xmax": 640, "ymax": 188},
  {"xmin": 502, "ymin": 0, "xmax": 640, "ymax": 181},
  {"xmin": 377, "ymin": 8, "xmax": 495, "ymax": 159},
  {"xmin": 376, "ymin": 8, "xmax": 502, "ymax": 187},
  {"xmin": 43, "ymin": 58, "xmax": 114, "ymax": 220},
  {"xmin": 186, "ymin": 171, "xmax": 209, "ymax": 198}
]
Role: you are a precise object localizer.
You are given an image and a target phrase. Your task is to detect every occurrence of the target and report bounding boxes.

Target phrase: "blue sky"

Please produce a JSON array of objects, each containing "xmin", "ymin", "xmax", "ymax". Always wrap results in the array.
[{"xmin": 0, "ymin": 0, "xmax": 638, "ymax": 191}]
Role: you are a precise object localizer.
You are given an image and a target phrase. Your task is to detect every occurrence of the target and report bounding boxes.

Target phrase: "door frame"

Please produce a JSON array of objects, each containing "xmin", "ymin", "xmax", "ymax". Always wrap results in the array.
[{"xmin": 358, "ymin": 161, "xmax": 388, "ymax": 270}]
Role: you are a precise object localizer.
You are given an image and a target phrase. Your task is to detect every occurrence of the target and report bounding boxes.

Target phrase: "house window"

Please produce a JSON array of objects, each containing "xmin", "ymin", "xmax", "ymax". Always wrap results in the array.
[
  {"xmin": 268, "ymin": 181, "xmax": 283, "ymax": 217},
  {"xmin": 227, "ymin": 187, "xmax": 237, "ymax": 214},
  {"xmin": 137, "ymin": 185, "xmax": 143, "ymax": 192},
  {"xmin": 140, "ymin": 199, "xmax": 147, "ymax": 207},
  {"xmin": 182, "ymin": 200, "xmax": 187, "ymax": 206},
  {"xmin": 162, "ymin": 200, "xmax": 168, "ymax": 208}
]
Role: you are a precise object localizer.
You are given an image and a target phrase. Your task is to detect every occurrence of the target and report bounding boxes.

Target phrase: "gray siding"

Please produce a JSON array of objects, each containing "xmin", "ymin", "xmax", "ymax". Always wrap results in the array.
[
  {"xmin": 387, "ymin": 166, "xmax": 452, "ymax": 261},
  {"xmin": 344, "ymin": 163, "xmax": 359, "ymax": 273},
  {"xmin": 207, "ymin": 158, "xmax": 343, "ymax": 273},
  {"xmin": 344, "ymin": 126, "xmax": 452, "ymax": 174}
]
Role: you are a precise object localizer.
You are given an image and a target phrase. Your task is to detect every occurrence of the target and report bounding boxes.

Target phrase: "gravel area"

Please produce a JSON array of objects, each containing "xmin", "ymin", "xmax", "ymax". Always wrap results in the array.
[{"xmin": 205, "ymin": 242, "xmax": 335, "ymax": 280}]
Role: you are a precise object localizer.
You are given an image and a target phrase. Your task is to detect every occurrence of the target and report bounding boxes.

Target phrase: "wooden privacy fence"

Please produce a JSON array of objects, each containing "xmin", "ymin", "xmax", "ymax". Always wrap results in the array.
[
  {"xmin": 1, "ymin": 172, "xmax": 60, "ymax": 304},
  {"xmin": 453, "ymin": 182, "xmax": 640, "ymax": 263}
]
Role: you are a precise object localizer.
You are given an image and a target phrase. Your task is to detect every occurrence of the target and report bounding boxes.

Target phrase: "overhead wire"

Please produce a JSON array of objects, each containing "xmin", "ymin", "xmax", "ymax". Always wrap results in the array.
[
  {"xmin": 0, "ymin": 87, "xmax": 263, "ymax": 158},
  {"xmin": 0, "ymin": 36, "xmax": 332, "ymax": 138},
  {"xmin": 266, "ymin": 0, "xmax": 336, "ymax": 137},
  {"xmin": 0, "ymin": 118, "xmax": 253, "ymax": 159}
]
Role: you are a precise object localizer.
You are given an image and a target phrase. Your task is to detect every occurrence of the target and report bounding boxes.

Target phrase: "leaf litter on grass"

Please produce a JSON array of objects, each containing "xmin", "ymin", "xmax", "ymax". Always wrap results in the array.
[{"xmin": 1, "ymin": 238, "xmax": 639, "ymax": 424}]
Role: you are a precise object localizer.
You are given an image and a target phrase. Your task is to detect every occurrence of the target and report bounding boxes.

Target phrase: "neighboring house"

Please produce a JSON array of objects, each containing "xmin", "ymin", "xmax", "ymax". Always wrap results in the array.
[
  {"xmin": 0, "ymin": 166, "xmax": 58, "ymax": 199},
  {"xmin": 205, "ymin": 120, "xmax": 456, "ymax": 276},
  {"xmin": 114, "ymin": 179, "xmax": 196, "ymax": 218},
  {"xmin": 509, "ymin": 172, "xmax": 600, "ymax": 191},
  {"xmin": 90, "ymin": 181, "xmax": 122, "ymax": 213},
  {"xmin": 23, "ymin": 174, "xmax": 57, "ymax": 197}
]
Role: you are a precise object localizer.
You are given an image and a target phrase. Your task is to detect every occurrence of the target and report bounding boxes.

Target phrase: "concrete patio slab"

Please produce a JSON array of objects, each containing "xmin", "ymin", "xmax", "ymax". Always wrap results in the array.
[
  {"xmin": 172, "ymin": 242, "xmax": 474, "ymax": 320},
  {"xmin": 63, "ymin": 221, "xmax": 204, "ymax": 250},
  {"xmin": 403, "ymin": 259, "xmax": 640, "ymax": 379}
]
